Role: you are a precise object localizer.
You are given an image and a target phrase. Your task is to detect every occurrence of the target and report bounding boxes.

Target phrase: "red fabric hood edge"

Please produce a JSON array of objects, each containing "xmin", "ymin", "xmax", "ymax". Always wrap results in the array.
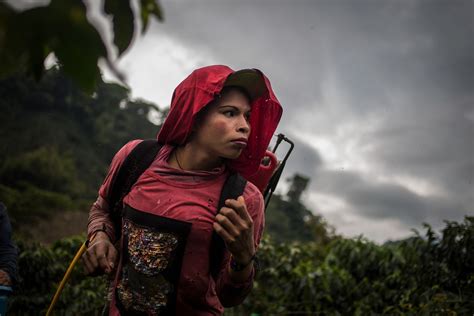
[{"xmin": 157, "ymin": 65, "xmax": 283, "ymax": 178}]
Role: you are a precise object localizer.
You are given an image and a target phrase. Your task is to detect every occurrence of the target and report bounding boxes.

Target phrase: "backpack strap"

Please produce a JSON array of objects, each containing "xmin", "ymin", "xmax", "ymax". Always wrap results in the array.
[
  {"xmin": 210, "ymin": 172, "xmax": 247, "ymax": 279},
  {"xmin": 108, "ymin": 139, "xmax": 163, "ymax": 241}
]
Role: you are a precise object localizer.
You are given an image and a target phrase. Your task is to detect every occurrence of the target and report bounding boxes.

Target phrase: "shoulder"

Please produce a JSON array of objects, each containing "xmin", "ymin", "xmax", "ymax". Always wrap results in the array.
[
  {"xmin": 112, "ymin": 139, "xmax": 144, "ymax": 162},
  {"xmin": 98, "ymin": 139, "xmax": 144, "ymax": 199},
  {"xmin": 242, "ymin": 180, "xmax": 264, "ymax": 217},
  {"xmin": 242, "ymin": 180, "xmax": 263, "ymax": 201}
]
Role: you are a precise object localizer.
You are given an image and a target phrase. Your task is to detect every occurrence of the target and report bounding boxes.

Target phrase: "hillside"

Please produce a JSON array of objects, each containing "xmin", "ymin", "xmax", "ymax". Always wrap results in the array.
[{"xmin": 0, "ymin": 69, "xmax": 164, "ymax": 238}]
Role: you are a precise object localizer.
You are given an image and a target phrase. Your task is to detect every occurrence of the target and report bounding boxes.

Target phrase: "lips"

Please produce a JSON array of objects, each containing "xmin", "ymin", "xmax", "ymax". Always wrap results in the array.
[{"xmin": 231, "ymin": 138, "xmax": 248, "ymax": 148}]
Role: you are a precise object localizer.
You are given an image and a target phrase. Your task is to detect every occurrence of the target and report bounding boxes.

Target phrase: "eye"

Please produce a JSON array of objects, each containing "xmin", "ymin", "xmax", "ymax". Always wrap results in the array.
[
  {"xmin": 223, "ymin": 110, "xmax": 236, "ymax": 117},
  {"xmin": 245, "ymin": 112, "xmax": 251, "ymax": 122}
]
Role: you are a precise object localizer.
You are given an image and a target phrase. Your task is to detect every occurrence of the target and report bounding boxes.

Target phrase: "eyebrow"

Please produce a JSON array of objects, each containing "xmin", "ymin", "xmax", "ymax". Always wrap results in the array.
[{"xmin": 218, "ymin": 105, "xmax": 251, "ymax": 112}]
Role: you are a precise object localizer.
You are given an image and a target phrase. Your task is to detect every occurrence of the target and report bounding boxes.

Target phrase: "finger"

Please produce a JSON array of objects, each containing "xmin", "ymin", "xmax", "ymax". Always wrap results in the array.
[
  {"xmin": 82, "ymin": 253, "xmax": 95, "ymax": 275},
  {"xmin": 225, "ymin": 196, "xmax": 252, "ymax": 223},
  {"xmin": 87, "ymin": 248, "xmax": 100, "ymax": 271},
  {"xmin": 95, "ymin": 242, "xmax": 113, "ymax": 272},
  {"xmin": 218, "ymin": 206, "xmax": 244, "ymax": 225},
  {"xmin": 215, "ymin": 213, "xmax": 240, "ymax": 237},
  {"xmin": 213, "ymin": 222, "xmax": 236, "ymax": 244},
  {"xmin": 97, "ymin": 253, "xmax": 110, "ymax": 273},
  {"xmin": 107, "ymin": 244, "xmax": 118, "ymax": 270},
  {"xmin": 218, "ymin": 207, "xmax": 251, "ymax": 234}
]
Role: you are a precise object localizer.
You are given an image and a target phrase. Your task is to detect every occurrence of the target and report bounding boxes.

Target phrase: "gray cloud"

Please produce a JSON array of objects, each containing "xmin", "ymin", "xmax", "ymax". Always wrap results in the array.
[
  {"xmin": 310, "ymin": 168, "xmax": 468, "ymax": 228},
  {"xmin": 117, "ymin": 0, "xmax": 473, "ymax": 241},
  {"xmin": 277, "ymin": 133, "xmax": 323, "ymax": 179}
]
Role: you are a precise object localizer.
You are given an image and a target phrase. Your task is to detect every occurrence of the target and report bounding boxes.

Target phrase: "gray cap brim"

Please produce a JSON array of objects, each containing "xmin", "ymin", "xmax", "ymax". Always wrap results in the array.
[{"xmin": 224, "ymin": 69, "xmax": 267, "ymax": 101}]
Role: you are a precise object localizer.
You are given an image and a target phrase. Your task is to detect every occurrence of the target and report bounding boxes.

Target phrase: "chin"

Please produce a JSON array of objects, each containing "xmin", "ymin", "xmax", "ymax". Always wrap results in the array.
[{"xmin": 220, "ymin": 149, "xmax": 244, "ymax": 160}]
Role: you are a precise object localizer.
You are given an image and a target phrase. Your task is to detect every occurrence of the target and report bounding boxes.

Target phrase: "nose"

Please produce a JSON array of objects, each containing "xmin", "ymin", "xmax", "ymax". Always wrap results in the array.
[{"xmin": 237, "ymin": 115, "xmax": 250, "ymax": 134}]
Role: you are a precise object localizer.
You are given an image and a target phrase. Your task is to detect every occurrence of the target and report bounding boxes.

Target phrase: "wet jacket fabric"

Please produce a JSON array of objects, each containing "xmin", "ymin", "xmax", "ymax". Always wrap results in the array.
[{"xmin": 87, "ymin": 65, "xmax": 282, "ymax": 315}]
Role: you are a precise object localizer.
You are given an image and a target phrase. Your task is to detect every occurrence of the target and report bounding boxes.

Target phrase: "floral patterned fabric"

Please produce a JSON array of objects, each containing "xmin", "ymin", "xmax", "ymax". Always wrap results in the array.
[{"xmin": 115, "ymin": 206, "xmax": 191, "ymax": 315}]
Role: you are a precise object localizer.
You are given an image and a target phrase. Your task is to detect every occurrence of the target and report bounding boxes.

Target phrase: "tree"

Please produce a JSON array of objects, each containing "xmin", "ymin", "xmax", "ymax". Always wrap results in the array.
[
  {"xmin": 265, "ymin": 173, "xmax": 336, "ymax": 243},
  {"xmin": 286, "ymin": 174, "xmax": 309, "ymax": 203},
  {"xmin": 0, "ymin": 0, "xmax": 163, "ymax": 92}
]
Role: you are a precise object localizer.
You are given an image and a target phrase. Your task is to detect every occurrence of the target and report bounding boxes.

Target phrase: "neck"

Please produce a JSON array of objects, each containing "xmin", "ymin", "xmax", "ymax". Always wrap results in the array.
[{"xmin": 170, "ymin": 144, "xmax": 223, "ymax": 171}]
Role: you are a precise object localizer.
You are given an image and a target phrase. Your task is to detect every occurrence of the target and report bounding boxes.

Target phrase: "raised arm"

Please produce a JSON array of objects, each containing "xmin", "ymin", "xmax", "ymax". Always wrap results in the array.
[{"xmin": 214, "ymin": 187, "xmax": 265, "ymax": 307}]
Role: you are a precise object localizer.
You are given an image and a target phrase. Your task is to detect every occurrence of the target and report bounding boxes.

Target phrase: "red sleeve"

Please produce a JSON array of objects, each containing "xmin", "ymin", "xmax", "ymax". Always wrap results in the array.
[
  {"xmin": 87, "ymin": 140, "xmax": 142, "ymax": 243},
  {"xmin": 215, "ymin": 183, "xmax": 265, "ymax": 306}
]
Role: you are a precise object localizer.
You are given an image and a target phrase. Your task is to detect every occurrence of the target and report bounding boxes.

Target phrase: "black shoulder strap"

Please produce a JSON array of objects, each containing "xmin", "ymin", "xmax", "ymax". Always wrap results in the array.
[
  {"xmin": 108, "ymin": 139, "xmax": 163, "ymax": 240},
  {"xmin": 210, "ymin": 172, "xmax": 247, "ymax": 278}
]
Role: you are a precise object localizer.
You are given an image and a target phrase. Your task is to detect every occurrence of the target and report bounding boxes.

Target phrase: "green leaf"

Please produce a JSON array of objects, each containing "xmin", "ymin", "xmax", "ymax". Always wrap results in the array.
[
  {"xmin": 104, "ymin": 0, "xmax": 135, "ymax": 56},
  {"xmin": 50, "ymin": 0, "xmax": 107, "ymax": 92},
  {"xmin": 0, "ymin": 4, "xmax": 51, "ymax": 79},
  {"xmin": 0, "ymin": 0, "xmax": 109, "ymax": 92},
  {"xmin": 140, "ymin": 0, "xmax": 164, "ymax": 33}
]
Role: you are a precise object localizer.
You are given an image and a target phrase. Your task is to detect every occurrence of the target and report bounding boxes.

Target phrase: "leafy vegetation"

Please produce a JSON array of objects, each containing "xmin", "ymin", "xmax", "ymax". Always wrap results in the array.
[
  {"xmin": 11, "ymin": 236, "xmax": 108, "ymax": 315},
  {"xmin": 266, "ymin": 174, "xmax": 336, "ymax": 244},
  {"xmin": 9, "ymin": 217, "xmax": 473, "ymax": 314},
  {"xmin": 241, "ymin": 216, "xmax": 473, "ymax": 315}
]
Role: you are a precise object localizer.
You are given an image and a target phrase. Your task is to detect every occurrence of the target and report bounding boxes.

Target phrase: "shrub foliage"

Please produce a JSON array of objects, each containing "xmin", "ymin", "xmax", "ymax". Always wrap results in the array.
[{"xmin": 10, "ymin": 217, "xmax": 473, "ymax": 315}]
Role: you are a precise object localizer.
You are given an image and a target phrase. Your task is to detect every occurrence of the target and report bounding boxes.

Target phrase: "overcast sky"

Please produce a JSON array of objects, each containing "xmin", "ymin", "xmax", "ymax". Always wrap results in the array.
[
  {"xmin": 11, "ymin": 0, "xmax": 452, "ymax": 242},
  {"xmin": 92, "ymin": 0, "xmax": 474, "ymax": 243}
]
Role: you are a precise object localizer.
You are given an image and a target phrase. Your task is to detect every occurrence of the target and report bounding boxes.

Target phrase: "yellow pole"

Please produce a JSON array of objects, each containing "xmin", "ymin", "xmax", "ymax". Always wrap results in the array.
[{"xmin": 46, "ymin": 242, "xmax": 87, "ymax": 316}]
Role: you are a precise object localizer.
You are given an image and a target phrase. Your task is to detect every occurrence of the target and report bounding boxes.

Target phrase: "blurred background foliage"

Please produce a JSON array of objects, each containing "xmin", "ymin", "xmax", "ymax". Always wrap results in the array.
[
  {"xmin": 0, "ymin": 0, "xmax": 472, "ymax": 314},
  {"xmin": 0, "ymin": 68, "xmax": 163, "ymax": 233}
]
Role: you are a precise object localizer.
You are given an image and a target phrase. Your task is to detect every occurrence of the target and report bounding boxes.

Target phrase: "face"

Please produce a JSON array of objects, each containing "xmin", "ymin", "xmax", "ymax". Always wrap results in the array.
[{"xmin": 192, "ymin": 88, "xmax": 252, "ymax": 160}]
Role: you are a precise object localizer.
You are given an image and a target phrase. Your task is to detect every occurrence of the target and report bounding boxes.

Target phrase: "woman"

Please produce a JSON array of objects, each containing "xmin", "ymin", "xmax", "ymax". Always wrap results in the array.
[{"xmin": 83, "ymin": 65, "xmax": 282, "ymax": 315}]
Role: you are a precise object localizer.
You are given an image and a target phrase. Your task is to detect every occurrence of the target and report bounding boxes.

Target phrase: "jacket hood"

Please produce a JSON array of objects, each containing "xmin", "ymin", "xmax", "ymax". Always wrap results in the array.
[{"xmin": 157, "ymin": 65, "xmax": 283, "ymax": 178}]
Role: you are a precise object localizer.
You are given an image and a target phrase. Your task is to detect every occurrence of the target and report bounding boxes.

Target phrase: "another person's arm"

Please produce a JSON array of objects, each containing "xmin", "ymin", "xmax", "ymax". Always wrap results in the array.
[{"xmin": 0, "ymin": 203, "xmax": 18, "ymax": 287}]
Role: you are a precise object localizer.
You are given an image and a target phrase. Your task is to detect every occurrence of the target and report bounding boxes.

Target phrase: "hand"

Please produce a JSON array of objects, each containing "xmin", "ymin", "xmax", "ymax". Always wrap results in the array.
[
  {"xmin": 0, "ymin": 269, "xmax": 11, "ymax": 286},
  {"xmin": 82, "ymin": 232, "xmax": 118, "ymax": 276},
  {"xmin": 213, "ymin": 196, "xmax": 255, "ymax": 264}
]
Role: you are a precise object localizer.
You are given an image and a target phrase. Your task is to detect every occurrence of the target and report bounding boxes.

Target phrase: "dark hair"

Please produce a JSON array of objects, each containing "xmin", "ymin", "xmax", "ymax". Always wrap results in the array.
[
  {"xmin": 219, "ymin": 85, "xmax": 252, "ymax": 104},
  {"xmin": 194, "ymin": 85, "xmax": 252, "ymax": 125}
]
